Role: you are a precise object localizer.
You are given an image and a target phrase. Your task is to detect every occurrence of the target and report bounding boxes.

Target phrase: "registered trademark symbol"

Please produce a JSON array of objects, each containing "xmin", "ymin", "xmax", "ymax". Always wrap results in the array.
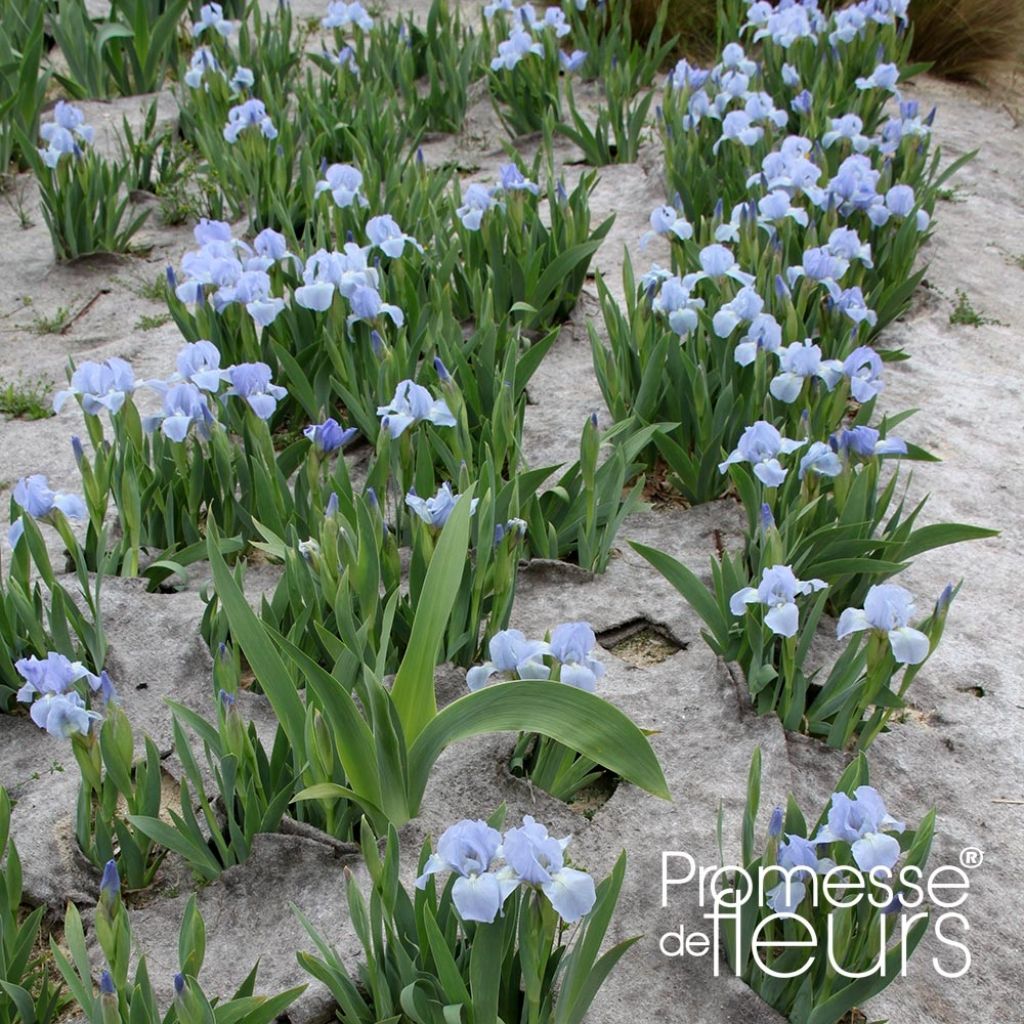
[{"xmin": 960, "ymin": 846, "xmax": 984, "ymax": 869}]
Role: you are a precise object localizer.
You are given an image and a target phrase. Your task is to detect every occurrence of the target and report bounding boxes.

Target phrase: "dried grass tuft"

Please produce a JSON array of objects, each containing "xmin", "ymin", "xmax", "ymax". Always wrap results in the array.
[
  {"xmin": 632, "ymin": 0, "xmax": 1024, "ymax": 81},
  {"xmin": 907, "ymin": 0, "xmax": 1024, "ymax": 81},
  {"xmin": 629, "ymin": 0, "xmax": 720, "ymax": 64}
]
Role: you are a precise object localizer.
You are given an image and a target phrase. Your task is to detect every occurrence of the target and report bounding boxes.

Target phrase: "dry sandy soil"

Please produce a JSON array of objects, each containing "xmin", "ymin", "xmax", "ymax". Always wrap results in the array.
[{"xmin": 0, "ymin": 4, "xmax": 1021, "ymax": 1023}]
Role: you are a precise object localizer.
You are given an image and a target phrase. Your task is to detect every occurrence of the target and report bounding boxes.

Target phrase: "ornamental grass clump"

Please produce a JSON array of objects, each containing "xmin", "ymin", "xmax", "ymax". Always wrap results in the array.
[{"xmin": 298, "ymin": 814, "xmax": 633, "ymax": 1024}]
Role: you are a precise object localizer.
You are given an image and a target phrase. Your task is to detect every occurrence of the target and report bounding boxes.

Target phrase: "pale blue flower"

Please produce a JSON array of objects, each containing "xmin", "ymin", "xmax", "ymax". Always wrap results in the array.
[
  {"xmin": 752, "ymin": 3, "xmax": 824, "ymax": 46},
  {"xmin": 184, "ymin": 47, "xmax": 220, "ymax": 88},
  {"xmin": 194, "ymin": 220, "xmax": 235, "ymax": 250},
  {"xmin": 162, "ymin": 340, "xmax": 225, "ymax": 393},
  {"xmin": 730, "ymin": 565, "xmax": 827, "ymax": 637},
  {"xmin": 788, "ymin": 246, "xmax": 849, "ymax": 287},
  {"xmin": 830, "ymin": 425, "xmax": 906, "ymax": 458},
  {"xmin": 837, "ymin": 585, "xmax": 930, "ymax": 665},
  {"xmin": 8, "ymin": 475, "xmax": 86, "ymax": 548},
  {"xmin": 798, "ymin": 441, "xmax": 843, "ymax": 480},
  {"xmin": 667, "ymin": 58, "xmax": 710, "ymax": 90},
  {"xmin": 223, "ymin": 99, "xmax": 277, "ymax": 143},
  {"xmin": 559, "ymin": 49, "xmax": 587, "ymax": 72},
  {"xmin": 830, "ymin": 6, "xmax": 867, "ymax": 44},
  {"xmin": 376, "ymin": 380, "xmax": 456, "ymax": 438},
  {"xmin": 714, "ymin": 111, "xmax": 764, "ymax": 155},
  {"xmin": 824, "ymin": 283, "xmax": 878, "ymax": 327},
  {"xmin": 223, "ymin": 363, "xmax": 286, "ymax": 419},
  {"xmin": 144, "ymin": 382, "xmax": 213, "ymax": 442},
  {"xmin": 491, "ymin": 29, "xmax": 543, "ymax": 71},
  {"xmin": 826, "ymin": 155, "xmax": 881, "ymax": 213},
  {"xmin": 498, "ymin": 163, "xmax": 540, "ymax": 195},
  {"xmin": 766, "ymin": 835, "xmax": 835, "ymax": 914},
  {"xmin": 719, "ymin": 421, "xmax": 804, "ymax": 486},
  {"xmin": 322, "ymin": 0, "xmax": 373, "ymax": 30},
  {"xmin": 15, "ymin": 652, "xmax": 100, "ymax": 703},
  {"xmin": 303, "ymin": 418, "xmax": 357, "ymax": 453},
  {"xmin": 549, "ymin": 621, "xmax": 605, "ymax": 691},
  {"xmin": 639, "ymin": 263, "xmax": 672, "ymax": 294},
  {"xmin": 253, "ymin": 228, "xmax": 293, "ymax": 263},
  {"xmin": 713, "ymin": 286, "xmax": 764, "ymax": 338},
  {"xmin": 405, "ymin": 482, "xmax": 478, "ymax": 528},
  {"xmin": 502, "ymin": 816, "xmax": 596, "ymax": 923},
  {"xmin": 827, "ymin": 227, "xmax": 873, "ymax": 268},
  {"xmin": 757, "ymin": 190, "xmax": 809, "ymax": 229},
  {"xmin": 324, "ymin": 46, "xmax": 359, "ymax": 74},
  {"xmin": 366, "ymin": 215, "xmax": 423, "ymax": 258},
  {"xmin": 745, "ymin": 91, "xmax": 788, "ymax": 129},
  {"xmin": 415, "ymin": 820, "xmax": 514, "ymax": 923},
  {"xmin": 456, "ymin": 184, "xmax": 495, "ymax": 231},
  {"xmin": 720, "ymin": 41, "xmax": 757, "ymax": 74},
  {"xmin": 528, "ymin": 6, "xmax": 571, "ymax": 36},
  {"xmin": 54, "ymin": 358, "xmax": 136, "ymax": 416},
  {"xmin": 230, "ymin": 66, "xmax": 254, "ymax": 93},
  {"xmin": 884, "ymin": 184, "xmax": 915, "ymax": 217},
  {"xmin": 843, "ymin": 345, "xmax": 884, "ymax": 402},
  {"xmin": 815, "ymin": 786, "xmax": 905, "ymax": 872},
  {"xmin": 315, "ymin": 163, "xmax": 368, "ymax": 208},
  {"xmin": 697, "ymin": 244, "xmax": 755, "ymax": 286},
  {"xmin": 466, "ymin": 629, "xmax": 551, "ymax": 691},
  {"xmin": 791, "ymin": 89, "xmax": 813, "ymax": 115},
  {"xmin": 347, "ymin": 285, "xmax": 404, "ymax": 328},
  {"xmin": 38, "ymin": 102, "xmax": 93, "ymax": 166},
  {"xmin": 652, "ymin": 276, "xmax": 705, "ymax": 337},
  {"xmin": 822, "ymin": 113, "xmax": 871, "ymax": 152},
  {"xmin": 734, "ymin": 313, "xmax": 782, "ymax": 366},
  {"xmin": 213, "ymin": 268, "xmax": 285, "ymax": 325},
  {"xmin": 645, "ymin": 204, "xmax": 694, "ymax": 243},
  {"xmin": 292, "ymin": 276, "xmax": 331, "ymax": 311},
  {"xmin": 294, "ymin": 245, "xmax": 377, "ymax": 311},
  {"xmin": 29, "ymin": 691, "xmax": 101, "ymax": 739},
  {"xmin": 770, "ymin": 339, "xmax": 843, "ymax": 403},
  {"xmin": 856, "ymin": 62, "xmax": 900, "ymax": 92},
  {"xmin": 193, "ymin": 2, "xmax": 234, "ymax": 37}
]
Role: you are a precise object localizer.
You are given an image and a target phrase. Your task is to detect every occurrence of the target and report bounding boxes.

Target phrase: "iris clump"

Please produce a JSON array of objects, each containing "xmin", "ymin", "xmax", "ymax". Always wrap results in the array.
[
  {"xmin": 465, "ymin": 622, "xmax": 617, "ymax": 802},
  {"xmin": 299, "ymin": 814, "xmax": 632, "ymax": 1024},
  {"xmin": 719, "ymin": 750, "xmax": 937, "ymax": 1024},
  {"xmin": 25, "ymin": 103, "xmax": 149, "ymax": 259},
  {"xmin": 416, "ymin": 816, "xmax": 595, "ymax": 923}
]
